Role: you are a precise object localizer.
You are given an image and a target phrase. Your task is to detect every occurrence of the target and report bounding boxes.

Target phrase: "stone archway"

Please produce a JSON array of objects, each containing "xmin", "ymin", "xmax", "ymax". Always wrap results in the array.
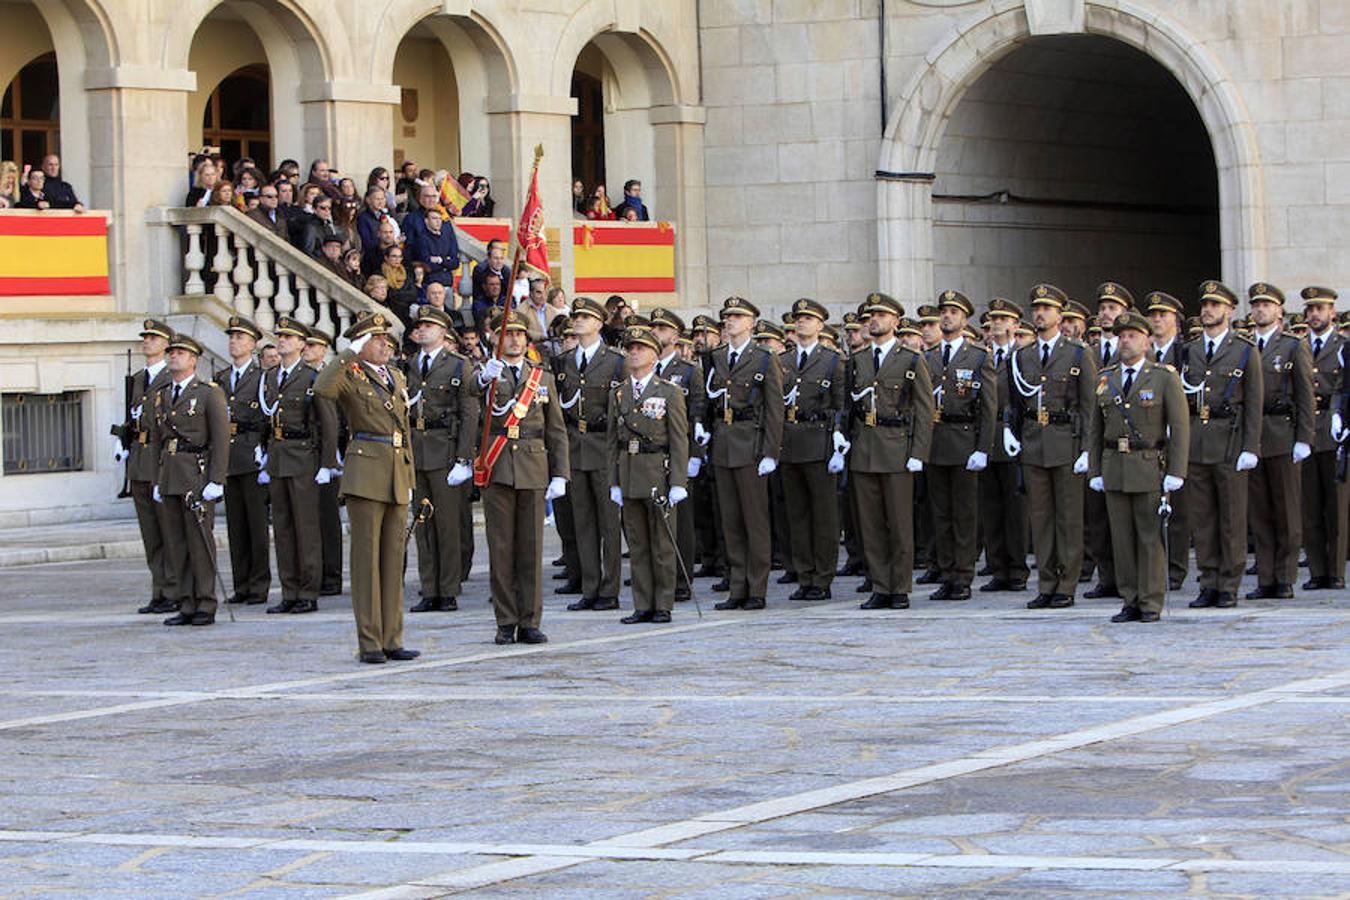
[{"xmin": 877, "ymin": 3, "xmax": 1264, "ymax": 306}]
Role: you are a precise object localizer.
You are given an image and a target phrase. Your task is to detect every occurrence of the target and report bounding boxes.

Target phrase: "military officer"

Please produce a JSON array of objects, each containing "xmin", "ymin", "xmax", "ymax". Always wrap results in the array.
[
  {"xmin": 114, "ymin": 319, "xmax": 176, "ymax": 614},
  {"xmin": 979, "ymin": 298, "xmax": 1029, "ymax": 592},
  {"xmin": 1246, "ymin": 283, "xmax": 1313, "ymax": 599},
  {"xmin": 153, "ymin": 334, "xmax": 229, "ymax": 626},
  {"xmin": 1182, "ymin": 281, "xmax": 1263, "ymax": 609},
  {"xmin": 259, "ymin": 317, "xmax": 339, "ymax": 615},
  {"xmin": 1061, "ymin": 301, "xmax": 1089, "ymax": 341},
  {"xmin": 1087, "ymin": 311, "xmax": 1189, "ymax": 622},
  {"xmin": 1083, "ymin": 282, "xmax": 1133, "ymax": 599},
  {"xmin": 1147, "ymin": 292, "xmax": 1191, "ymax": 589},
  {"xmin": 836, "ymin": 311, "xmax": 869, "ymax": 580},
  {"xmin": 845, "ymin": 293, "xmax": 933, "ymax": 609},
  {"xmin": 304, "ymin": 327, "xmax": 345, "ymax": 596},
  {"xmin": 925, "ymin": 290, "xmax": 997, "ymax": 601},
  {"xmin": 608, "ymin": 326, "xmax": 690, "ymax": 622},
  {"xmin": 556, "ymin": 297, "xmax": 626, "ymax": 611},
  {"xmin": 756, "ymin": 320, "xmax": 795, "ymax": 580},
  {"xmin": 475, "ymin": 309, "xmax": 569, "ymax": 644},
  {"xmin": 313, "ymin": 312, "xmax": 420, "ymax": 663},
  {"xmin": 215, "ymin": 316, "xmax": 271, "ymax": 606},
  {"xmin": 689, "ymin": 314, "xmax": 725, "ymax": 580},
  {"xmin": 912, "ymin": 302, "xmax": 941, "ymax": 585},
  {"xmin": 1300, "ymin": 286, "xmax": 1347, "ymax": 590},
  {"xmin": 404, "ymin": 306, "xmax": 480, "ymax": 612},
  {"xmin": 1008, "ymin": 284, "xmax": 1099, "ymax": 609},
  {"xmin": 649, "ymin": 307, "xmax": 707, "ymax": 603},
  {"xmin": 778, "ymin": 298, "xmax": 847, "ymax": 600},
  {"xmin": 707, "ymin": 296, "xmax": 785, "ymax": 610}
]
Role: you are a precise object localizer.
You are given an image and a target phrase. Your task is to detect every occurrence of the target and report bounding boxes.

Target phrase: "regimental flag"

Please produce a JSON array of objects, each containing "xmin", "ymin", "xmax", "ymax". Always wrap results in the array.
[
  {"xmin": 0, "ymin": 214, "xmax": 110, "ymax": 296},
  {"xmin": 439, "ymin": 173, "xmax": 470, "ymax": 217},
  {"xmin": 515, "ymin": 145, "xmax": 549, "ymax": 280},
  {"xmin": 572, "ymin": 222, "xmax": 675, "ymax": 293}
]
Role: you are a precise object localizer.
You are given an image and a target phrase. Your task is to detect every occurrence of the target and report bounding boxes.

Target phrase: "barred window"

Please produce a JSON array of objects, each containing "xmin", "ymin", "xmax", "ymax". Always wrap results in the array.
[{"xmin": 2, "ymin": 392, "xmax": 86, "ymax": 475}]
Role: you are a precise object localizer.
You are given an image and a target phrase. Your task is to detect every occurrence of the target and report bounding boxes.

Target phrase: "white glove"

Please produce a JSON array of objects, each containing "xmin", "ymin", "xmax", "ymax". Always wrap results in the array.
[
  {"xmin": 1089, "ymin": 476, "xmax": 1105, "ymax": 493},
  {"xmin": 966, "ymin": 450, "xmax": 988, "ymax": 472},
  {"xmin": 833, "ymin": 431, "xmax": 851, "ymax": 454},
  {"xmin": 1163, "ymin": 475, "xmax": 1184, "ymax": 492},
  {"xmin": 828, "ymin": 450, "xmax": 846, "ymax": 474},
  {"xmin": 152, "ymin": 484, "xmax": 162, "ymax": 503},
  {"xmin": 314, "ymin": 467, "xmax": 332, "ymax": 485},
  {"xmin": 479, "ymin": 357, "xmax": 505, "ymax": 384},
  {"xmin": 349, "ymin": 333, "xmax": 372, "ymax": 355},
  {"xmin": 447, "ymin": 462, "xmax": 473, "ymax": 486},
  {"xmin": 202, "ymin": 482, "xmax": 224, "ymax": 502},
  {"xmin": 257, "ymin": 471, "xmax": 271, "ymax": 485},
  {"xmin": 694, "ymin": 422, "xmax": 710, "ymax": 446},
  {"xmin": 687, "ymin": 457, "xmax": 702, "ymax": 479},
  {"xmin": 254, "ymin": 445, "xmax": 267, "ymax": 468},
  {"xmin": 1235, "ymin": 451, "xmax": 1259, "ymax": 472},
  {"xmin": 512, "ymin": 277, "xmax": 530, "ymax": 302},
  {"xmin": 1003, "ymin": 428, "xmax": 1021, "ymax": 457},
  {"xmin": 609, "ymin": 485, "xmax": 624, "ymax": 507},
  {"xmin": 545, "ymin": 476, "xmax": 567, "ymax": 500},
  {"xmin": 1333, "ymin": 412, "xmax": 1345, "ymax": 441},
  {"xmin": 757, "ymin": 457, "xmax": 777, "ymax": 477},
  {"xmin": 668, "ymin": 485, "xmax": 688, "ymax": 506},
  {"xmin": 906, "ymin": 457, "xmax": 924, "ymax": 473},
  {"xmin": 112, "ymin": 437, "xmax": 128, "ymax": 464},
  {"xmin": 1073, "ymin": 451, "xmax": 1089, "ymax": 474},
  {"xmin": 1293, "ymin": 441, "xmax": 1312, "ymax": 463}
]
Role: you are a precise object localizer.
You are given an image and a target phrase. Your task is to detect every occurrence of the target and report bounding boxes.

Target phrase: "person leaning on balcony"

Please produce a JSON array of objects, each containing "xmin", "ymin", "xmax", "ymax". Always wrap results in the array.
[
  {"xmin": 16, "ymin": 169, "xmax": 49, "ymax": 209},
  {"xmin": 37, "ymin": 155, "xmax": 84, "ymax": 211},
  {"xmin": 186, "ymin": 158, "xmax": 218, "ymax": 207},
  {"xmin": 0, "ymin": 160, "xmax": 19, "ymax": 206}
]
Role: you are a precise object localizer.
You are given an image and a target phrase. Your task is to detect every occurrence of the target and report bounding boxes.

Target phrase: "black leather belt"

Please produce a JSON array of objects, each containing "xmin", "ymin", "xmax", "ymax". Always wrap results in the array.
[
  {"xmin": 874, "ymin": 415, "xmax": 912, "ymax": 428},
  {"xmin": 937, "ymin": 412, "xmax": 976, "ymax": 423},
  {"xmin": 353, "ymin": 431, "xmax": 395, "ymax": 444}
]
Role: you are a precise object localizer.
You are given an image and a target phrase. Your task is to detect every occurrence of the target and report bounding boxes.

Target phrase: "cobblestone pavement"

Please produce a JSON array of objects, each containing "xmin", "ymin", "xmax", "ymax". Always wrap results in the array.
[{"xmin": 0, "ymin": 532, "xmax": 1347, "ymax": 898}]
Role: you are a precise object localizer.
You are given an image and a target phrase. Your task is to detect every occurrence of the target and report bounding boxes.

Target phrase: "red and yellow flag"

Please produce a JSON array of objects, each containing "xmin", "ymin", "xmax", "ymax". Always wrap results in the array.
[
  {"xmin": 0, "ymin": 214, "xmax": 110, "ymax": 296},
  {"xmin": 439, "ymin": 174, "xmax": 470, "ymax": 216},
  {"xmin": 515, "ymin": 145, "xmax": 549, "ymax": 281}
]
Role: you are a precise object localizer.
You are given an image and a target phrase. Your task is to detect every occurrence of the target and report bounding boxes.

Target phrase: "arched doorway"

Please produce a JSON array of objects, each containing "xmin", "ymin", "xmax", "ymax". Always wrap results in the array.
[
  {"xmin": 931, "ymin": 35, "xmax": 1219, "ymax": 307},
  {"xmin": 2, "ymin": 52, "xmax": 60, "ymax": 167},
  {"xmin": 201, "ymin": 64, "xmax": 271, "ymax": 174},
  {"xmin": 571, "ymin": 68, "xmax": 605, "ymax": 200},
  {"xmin": 390, "ymin": 25, "xmax": 461, "ymax": 175}
]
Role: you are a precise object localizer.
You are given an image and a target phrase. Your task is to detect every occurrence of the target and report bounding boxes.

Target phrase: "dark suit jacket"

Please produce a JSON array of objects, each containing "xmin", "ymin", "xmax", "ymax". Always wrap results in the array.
[{"xmin": 246, "ymin": 207, "xmax": 288, "ymax": 239}]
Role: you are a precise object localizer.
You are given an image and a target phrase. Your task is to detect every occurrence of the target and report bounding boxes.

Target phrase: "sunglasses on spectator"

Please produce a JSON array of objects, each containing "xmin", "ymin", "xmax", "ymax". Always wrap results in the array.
[
  {"xmin": 316, "ymin": 202, "xmax": 331, "ymax": 209},
  {"xmin": 261, "ymin": 192, "xmax": 278, "ymax": 198}
]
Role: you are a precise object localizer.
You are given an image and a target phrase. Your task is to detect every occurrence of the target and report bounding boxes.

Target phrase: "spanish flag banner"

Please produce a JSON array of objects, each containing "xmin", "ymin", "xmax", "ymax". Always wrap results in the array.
[
  {"xmin": 0, "ymin": 214, "xmax": 111, "ymax": 296},
  {"xmin": 515, "ymin": 146, "xmax": 550, "ymax": 280},
  {"xmin": 572, "ymin": 222, "xmax": 675, "ymax": 293},
  {"xmin": 439, "ymin": 175, "xmax": 470, "ymax": 217}
]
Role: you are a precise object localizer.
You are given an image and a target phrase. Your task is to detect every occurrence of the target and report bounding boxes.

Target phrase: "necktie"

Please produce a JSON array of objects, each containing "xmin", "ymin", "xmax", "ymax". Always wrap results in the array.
[
  {"xmin": 995, "ymin": 348, "xmax": 1004, "ymax": 369},
  {"xmin": 1206, "ymin": 340, "xmax": 1215, "ymax": 363},
  {"xmin": 278, "ymin": 368, "xmax": 288, "ymax": 390},
  {"xmin": 511, "ymin": 365, "xmax": 521, "ymax": 383},
  {"xmin": 1102, "ymin": 342, "xmax": 1112, "ymax": 366},
  {"xmin": 1258, "ymin": 337, "xmax": 1266, "ymax": 354},
  {"xmin": 231, "ymin": 369, "xmax": 238, "ymax": 392},
  {"xmin": 728, "ymin": 349, "xmax": 739, "ymax": 370},
  {"xmin": 578, "ymin": 349, "xmax": 588, "ymax": 373},
  {"xmin": 799, "ymin": 349, "xmax": 807, "ymax": 370},
  {"xmin": 421, "ymin": 354, "xmax": 430, "ymax": 379},
  {"xmin": 1041, "ymin": 343, "xmax": 1050, "ymax": 369},
  {"xmin": 1155, "ymin": 349, "xmax": 1163, "ymax": 363},
  {"xmin": 1314, "ymin": 337, "xmax": 1323, "ymax": 358},
  {"xmin": 873, "ymin": 347, "xmax": 882, "ymax": 371},
  {"xmin": 942, "ymin": 343, "xmax": 951, "ymax": 368},
  {"xmin": 634, "ymin": 379, "xmax": 644, "ymax": 400},
  {"xmin": 172, "ymin": 384, "xmax": 181, "ymax": 404},
  {"xmin": 1122, "ymin": 367, "xmax": 1134, "ymax": 397}
]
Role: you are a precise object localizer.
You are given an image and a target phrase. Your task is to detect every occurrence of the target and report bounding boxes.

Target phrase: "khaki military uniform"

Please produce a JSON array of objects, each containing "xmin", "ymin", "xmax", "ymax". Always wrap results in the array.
[
  {"xmin": 1153, "ymin": 339, "xmax": 1191, "ymax": 586},
  {"xmin": 656, "ymin": 351, "xmax": 706, "ymax": 599},
  {"xmin": 555, "ymin": 343, "xmax": 627, "ymax": 603},
  {"xmin": 1302, "ymin": 330, "xmax": 1348, "ymax": 585},
  {"xmin": 215, "ymin": 360, "xmax": 271, "ymax": 603},
  {"xmin": 123, "ymin": 362, "xmax": 175, "ymax": 602},
  {"xmin": 406, "ymin": 348, "xmax": 480, "ymax": 603},
  {"xmin": 261, "ymin": 362, "xmax": 339, "ymax": 606},
  {"xmin": 1083, "ymin": 338, "xmax": 1120, "ymax": 588},
  {"xmin": 152, "ymin": 376, "xmax": 230, "ymax": 614},
  {"xmin": 707, "ymin": 342, "xmax": 785, "ymax": 603},
  {"xmin": 1010, "ymin": 336, "xmax": 1099, "ymax": 599},
  {"xmin": 846, "ymin": 341, "xmax": 935, "ymax": 597},
  {"xmin": 779, "ymin": 343, "xmax": 846, "ymax": 592},
  {"xmin": 1181, "ymin": 332, "xmax": 1263, "ymax": 598},
  {"xmin": 1089, "ymin": 360, "xmax": 1189, "ymax": 614},
  {"xmin": 609, "ymin": 375, "xmax": 690, "ymax": 612},
  {"xmin": 980, "ymin": 340, "xmax": 1029, "ymax": 587},
  {"xmin": 1248, "ymin": 330, "xmax": 1313, "ymax": 589},
  {"xmin": 925, "ymin": 339, "xmax": 998, "ymax": 591},
  {"xmin": 313, "ymin": 351, "xmax": 416, "ymax": 655},
  {"xmin": 481, "ymin": 361, "xmax": 569, "ymax": 629}
]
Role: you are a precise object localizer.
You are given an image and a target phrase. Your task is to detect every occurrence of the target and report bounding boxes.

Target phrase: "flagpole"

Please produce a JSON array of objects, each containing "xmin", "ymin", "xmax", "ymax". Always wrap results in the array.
[{"xmin": 474, "ymin": 144, "xmax": 544, "ymax": 485}]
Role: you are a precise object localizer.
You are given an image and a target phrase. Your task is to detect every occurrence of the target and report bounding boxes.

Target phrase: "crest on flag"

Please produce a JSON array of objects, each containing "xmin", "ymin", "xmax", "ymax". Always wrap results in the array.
[{"xmin": 516, "ymin": 145, "xmax": 550, "ymax": 280}]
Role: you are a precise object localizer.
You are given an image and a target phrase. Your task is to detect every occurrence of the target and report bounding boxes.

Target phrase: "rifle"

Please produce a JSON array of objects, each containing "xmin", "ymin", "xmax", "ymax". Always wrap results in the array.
[{"xmin": 110, "ymin": 349, "xmax": 133, "ymax": 498}]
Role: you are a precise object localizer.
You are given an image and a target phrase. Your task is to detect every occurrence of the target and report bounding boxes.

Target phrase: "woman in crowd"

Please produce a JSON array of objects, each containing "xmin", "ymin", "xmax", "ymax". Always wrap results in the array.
[
  {"xmin": 0, "ymin": 161, "xmax": 21, "ymax": 206},
  {"xmin": 209, "ymin": 180, "xmax": 237, "ymax": 209},
  {"xmin": 288, "ymin": 183, "xmax": 321, "ymax": 246},
  {"xmin": 572, "ymin": 179, "xmax": 587, "ymax": 214},
  {"xmin": 591, "ymin": 183, "xmax": 613, "ymax": 218},
  {"xmin": 462, "ymin": 176, "xmax": 495, "ymax": 217},
  {"xmin": 379, "ymin": 244, "xmax": 417, "ymax": 322},
  {"xmin": 341, "ymin": 247, "xmax": 366, "ymax": 289},
  {"xmin": 365, "ymin": 168, "xmax": 398, "ymax": 217},
  {"xmin": 334, "ymin": 177, "xmax": 361, "ymax": 231}
]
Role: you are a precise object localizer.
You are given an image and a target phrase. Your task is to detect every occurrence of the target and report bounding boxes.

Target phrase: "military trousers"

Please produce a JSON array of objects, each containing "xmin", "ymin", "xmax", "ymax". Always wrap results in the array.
[
  {"xmin": 1105, "ymin": 489, "xmax": 1167, "ymax": 615},
  {"xmin": 694, "ymin": 466, "xmax": 725, "ymax": 572},
  {"xmin": 131, "ymin": 478, "xmax": 172, "ymax": 600},
  {"xmin": 852, "ymin": 470, "xmax": 915, "ymax": 595},
  {"xmin": 413, "ymin": 468, "xmax": 467, "ymax": 600},
  {"xmin": 1188, "ymin": 462, "xmax": 1248, "ymax": 595},
  {"xmin": 928, "ymin": 464, "xmax": 981, "ymax": 587},
  {"xmin": 571, "ymin": 467, "xmax": 623, "ymax": 600},
  {"xmin": 1024, "ymin": 464, "xmax": 1084, "ymax": 597},
  {"xmin": 272, "ymin": 475, "xmax": 321, "ymax": 601},
  {"xmin": 345, "ymin": 495, "xmax": 406, "ymax": 655},
  {"xmin": 460, "ymin": 490, "xmax": 475, "ymax": 582},
  {"xmin": 1164, "ymin": 482, "xmax": 1190, "ymax": 587},
  {"xmin": 160, "ymin": 493, "xmax": 218, "ymax": 613},
  {"xmin": 675, "ymin": 485, "xmax": 695, "ymax": 598},
  {"xmin": 1083, "ymin": 483, "xmax": 1115, "ymax": 585},
  {"xmin": 1302, "ymin": 450, "xmax": 1348, "ymax": 581},
  {"xmin": 769, "ymin": 469, "xmax": 792, "ymax": 572},
  {"xmin": 914, "ymin": 473, "xmax": 935, "ymax": 570},
  {"xmin": 482, "ymin": 484, "xmax": 545, "ymax": 629},
  {"xmin": 552, "ymin": 492, "xmax": 581, "ymax": 584},
  {"xmin": 839, "ymin": 470, "xmax": 865, "ymax": 571},
  {"xmin": 979, "ymin": 462, "xmax": 1029, "ymax": 584},
  {"xmin": 223, "ymin": 472, "xmax": 271, "ymax": 600},
  {"xmin": 1249, "ymin": 453, "xmax": 1303, "ymax": 586},
  {"xmin": 319, "ymin": 478, "xmax": 343, "ymax": 594},
  {"xmin": 713, "ymin": 463, "xmax": 771, "ymax": 600},
  {"xmin": 782, "ymin": 459, "xmax": 838, "ymax": 590},
  {"xmin": 623, "ymin": 499, "xmax": 677, "ymax": 612}
]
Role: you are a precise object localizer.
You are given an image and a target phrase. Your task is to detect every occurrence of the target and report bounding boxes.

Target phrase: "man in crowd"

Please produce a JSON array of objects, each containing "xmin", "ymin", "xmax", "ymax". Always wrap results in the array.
[
  {"xmin": 1083, "ymin": 282, "xmax": 1133, "ymax": 599},
  {"xmin": 1301, "ymin": 286, "xmax": 1347, "ymax": 591},
  {"xmin": 979, "ymin": 298, "xmax": 1029, "ymax": 592},
  {"xmin": 612, "ymin": 180, "xmax": 650, "ymax": 221},
  {"xmin": 246, "ymin": 183, "xmax": 287, "ymax": 238},
  {"xmin": 303, "ymin": 326, "xmax": 345, "ymax": 596},
  {"xmin": 1147, "ymin": 291, "xmax": 1191, "ymax": 589},
  {"xmin": 216, "ymin": 316, "xmax": 271, "ymax": 607}
]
